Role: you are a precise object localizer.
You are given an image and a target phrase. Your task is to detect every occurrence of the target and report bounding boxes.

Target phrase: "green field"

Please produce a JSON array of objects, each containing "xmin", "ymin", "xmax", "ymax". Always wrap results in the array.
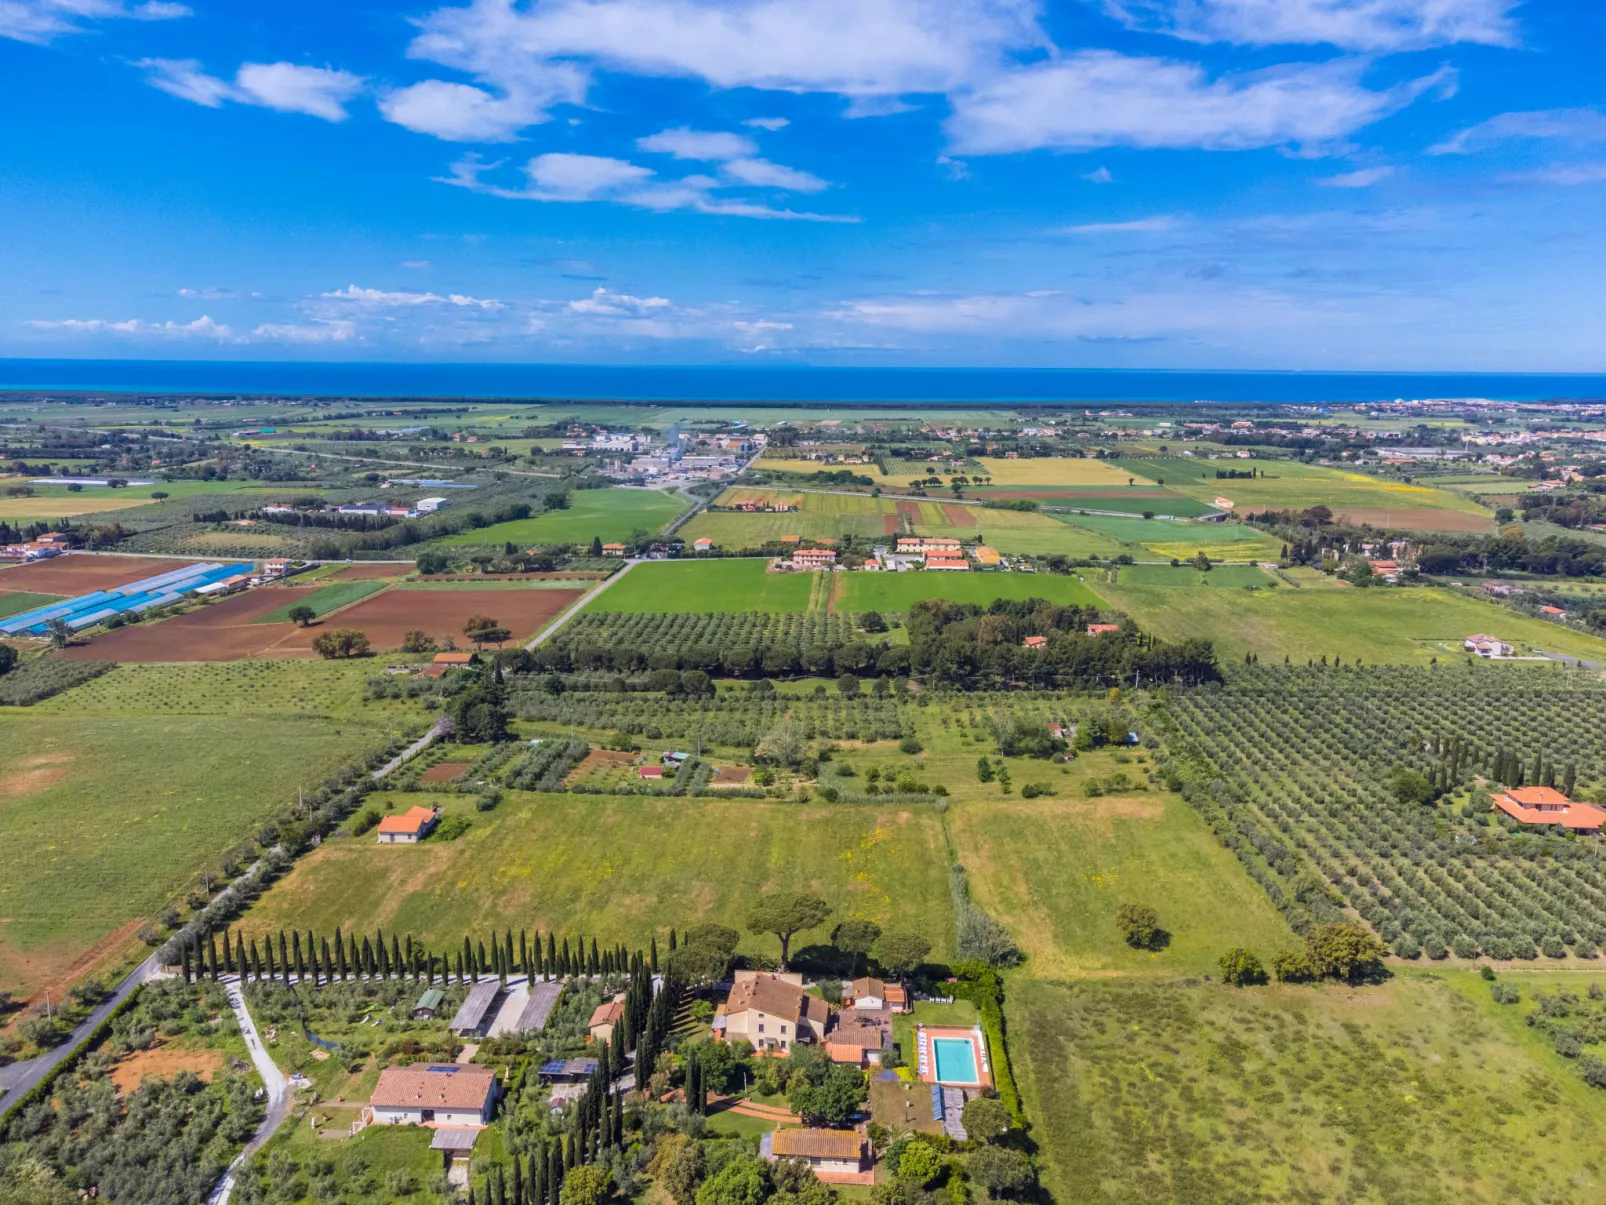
[
  {"xmin": 1053, "ymin": 512, "xmax": 1284, "ymax": 559},
  {"xmin": 966, "ymin": 485, "xmax": 1219, "ymax": 518},
  {"xmin": 948, "ymin": 755, "xmax": 1294, "ymax": 978},
  {"xmin": 586, "ymin": 559, "xmax": 815, "ymax": 613},
  {"xmin": 1012, "ymin": 973, "xmax": 1606, "ymax": 1204},
  {"xmin": 251, "ymin": 579, "xmax": 385, "ymax": 623},
  {"xmin": 1097, "ymin": 580, "xmax": 1606, "ymax": 664},
  {"xmin": 974, "ymin": 457, "xmax": 1149, "ymax": 487},
  {"xmin": 1111, "ymin": 562, "xmax": 1275, "ymax": 587},
  {"xmin": 0, "ymin": 590, "xmax": 66, "ymax": 619},
  {"xmin": 440, "ymin": 488, "xmax": 688, "ymax": 546},
  {"xmin": 1132, "ymin": 456, "xmax": 1493, "ymax": 525},
  {"xmin": 833, "ymin": 570, "xmax": 1103, "ymax": 613},
  {"xmin": 0, "ymin": 660, "xmax": 407, "ymax": 998},
  {"xmin": 242, "ymin": 789, "xmax": 955, "ymax": 963}
]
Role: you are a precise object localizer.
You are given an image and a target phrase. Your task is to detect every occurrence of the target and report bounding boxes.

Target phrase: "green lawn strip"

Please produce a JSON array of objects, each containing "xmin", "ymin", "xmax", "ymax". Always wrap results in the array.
[
  {"xmin": 251, "ymin": 580, "xmax": 386, "ymax": 624},
  {"xmin": 1096, "ymin": 580, "xmax": 1606, "ymax": 665},
  {"xmin": 1133, "ymin": 456, "xmax": 1492, "ymax": 518},
  {"xmin": 947, "ymin": 751, "xmax": 1295, "ymax": 979},
  {"xmin": 438, "ymin": 488, "xmax": 688, "ymax": 547},
  {"xmin": 1050, "ymin": 510, "xmax": 1271, "ymax": 548},
  {"xmin": 967, "ymin": 485, "xmax": 1219, "ymax": 518},
  {"xmin": 1112, "ymin": 563, "xmax": 1274, "ymax": 587},
  {"xmin": 1010, "ymin": 974, "xmax": 1606, "ymax": 1204},
  {"xmin": 585, "ymin": 559, "xmax": 814, "ymax": 613},
  {"xmin": 392, "ymin": 579, "xmax": 593, "ymax": 590},
  {"xmin": 239, "ymin": 789, "xmax": 955, "ymax": 962},
  {"xmin": 837, "ymin": 572, "xmax": 1102, "ymax": 612},
  {"xmin": 0, "ymin": 590, "xmax": 66, "ymax": 619}
]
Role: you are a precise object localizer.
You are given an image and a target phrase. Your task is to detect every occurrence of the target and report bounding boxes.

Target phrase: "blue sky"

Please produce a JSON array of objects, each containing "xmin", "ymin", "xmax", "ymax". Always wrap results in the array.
[{"xmin": 1, "ymin": 0, "xmax": 1602, "ymax": 369}]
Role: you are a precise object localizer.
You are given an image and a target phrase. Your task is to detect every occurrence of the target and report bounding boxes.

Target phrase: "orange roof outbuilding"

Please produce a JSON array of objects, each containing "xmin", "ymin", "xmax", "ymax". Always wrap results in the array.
[{"xmin": 1493, "ymin": 787, "xmax": 1606, "ymax": 831}]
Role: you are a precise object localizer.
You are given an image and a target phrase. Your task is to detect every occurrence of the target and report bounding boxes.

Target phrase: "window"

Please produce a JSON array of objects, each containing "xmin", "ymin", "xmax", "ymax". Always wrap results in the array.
[
  {"xmin": 758, "ymin": 1024, "xmax": 765, "ymax": 1033},
  {"xmin": 781, "ymin": 1025, "xmax": 788, "ymax": 1035}
]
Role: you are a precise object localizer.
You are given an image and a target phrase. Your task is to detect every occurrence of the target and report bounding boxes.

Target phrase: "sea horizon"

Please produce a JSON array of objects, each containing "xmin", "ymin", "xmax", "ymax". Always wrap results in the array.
[{"xmin": 1, "ymin": 358, "xmax": 1604, "ymax": 405}]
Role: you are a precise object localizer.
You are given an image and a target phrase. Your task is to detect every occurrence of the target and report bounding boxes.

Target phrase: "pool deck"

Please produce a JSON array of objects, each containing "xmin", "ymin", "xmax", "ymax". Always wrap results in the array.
[{"xmin": 915, "ymin": 1024, "xmax": 992, "ymax": 1088}]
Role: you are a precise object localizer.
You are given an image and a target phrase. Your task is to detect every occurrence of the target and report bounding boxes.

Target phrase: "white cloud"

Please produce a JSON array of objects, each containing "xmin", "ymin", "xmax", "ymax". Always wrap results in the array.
[
  {"xmin": 404, "ymin": 0, "xmax": 1046, "ymax": 131},
  {"xmin": 1500, "ymin": 161, "xmax": 1606, "ymax": 186},
  {"xmin": 379, "ymin": 76, "xmax": 583, "ymax": 141},
  {"xmin": 251, "ymin": 320, "xmax": 358, "ymax": 343},
  {"xmin": 320, "ymin": 284, "xmax": 504, "ymax": 309},
  {"xmin": 1082, "ymin": 166, "xmax": 1114, "ymax": 183},
  {"xmin": 1429, "ymin": 108, "xmax": 1606, "ymax": 155},
  {"xmin": 1103, "ymin": 0, "xmax": 1518, "ymax": 51},
  {"xmin": 26, "ymin": 314, "xmax": 232, "ymax": 338},
  {"xmin": 1060, "ymin": 215, "xmax": 1180, "ymax": 234},
  {"xmin": 566, "ymin": 286, "xmax": 672, "ymax": 316},
  {"xmin": 441, "ymin": 151, "xmax": 855, "ymax": 219},
  {"xmin": 637, "ymin": 127, "xmax": 757, "ymax": 160},
  {"xmin": 134, "ymin": 59, "xmax": 364, "ymax": 121},
  {"xmin": 721, "ymin": 157, "xmax": 828, "ymax": 191},
  {"xmin": 401, "ymin": 260, "xmax": 433, "ymax": 269},
  {"xmin": 743, "ymin": 116, "xmax": 789, "ymax": 130},
  {"xmin": 1318, "ymin": 164, "xmax": 1393, "ymax": 186},
  {"xmin": 947, "ymin": 52, "xmax": 1449, "ymax": 155},
  {"xmin": 178, "ymin": 286, "xmax": 237, "ymax": 300},
  {"xmin": 0, "ymin": 0, "xmax": 188, "ymax": 45}
]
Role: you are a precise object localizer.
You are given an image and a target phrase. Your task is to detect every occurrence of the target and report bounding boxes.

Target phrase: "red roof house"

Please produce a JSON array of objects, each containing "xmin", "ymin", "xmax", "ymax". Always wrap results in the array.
[{"xmin": 1493, "ymin": 786, "xmax": 1605, "ymax": 831}]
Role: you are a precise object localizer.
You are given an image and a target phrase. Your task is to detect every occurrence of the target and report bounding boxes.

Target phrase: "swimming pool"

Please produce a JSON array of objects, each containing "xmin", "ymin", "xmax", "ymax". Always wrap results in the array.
[{"xmin": 933, "ymin": 1037, "xmax": 979, "ymax": 1084}]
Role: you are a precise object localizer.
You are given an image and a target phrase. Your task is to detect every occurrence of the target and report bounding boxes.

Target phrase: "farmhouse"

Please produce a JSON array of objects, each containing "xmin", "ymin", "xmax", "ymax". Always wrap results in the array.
[
  {"xmin": 1492, "ymin": 786, "xmax": 1606, "ymax": 832},
  {"xmin": 824, "ymin": 1017, "xmax": 889, "ymax": 1067},
  {"xmin": 1022, "ymin": 635, "xmax": 1047, "ymax": 649},
  {"xmin": 925, "ymin": 555, "xmax": 970, "ymax": 571},
  {"xmin": 365, "ymin": 1064, "xmax": 497, "ymax": 1128},
  {"xmin": 896, "ymin": 537, "xmax": 963, "ymax": 556},
  {"xmin": 376, "ymin": 806, "xmax": 440, "ymax": 844},
  {"xmin": 1087, "ymin": 623, "xmax": 1120, "ymax": 636},
  {"xmin": 973, "ymin": 545, "xmax": 1002, "ymax": 567},
  {"xmin": 717, "ymin": 972, "xmax": 831, "ymax": 1055},
  {"xmin": 433, "ymin": 652, "xmax": 478, "ymax": 667},
  {"xmin": 1464, "ymin": 634, "xmax": 1512, "ymax": 658},
  {"xmin": 761, "ymin": 1129, "xmax": 870, "ymax": 1184},
  {"xmin": 793, "ymin": 548, "xmax": 837, "ymax": 568},
  {"xmin": 693, "ymin": 537, "xmax": 714, "ymax": 552},
  {"xmin": 1540, "ymin": 605, "xmax": 1569, "ymax": 620},
  {"xmin": 638, "ymin": 765, "xmax": 664, "ymax": 779},
  {"xmin": 601, "ymin": 543, "xmax": 627, "ymax": 556},
  {"xmin": 588, "ymin": 997, "xmax": 626, "ymax": 1044}
]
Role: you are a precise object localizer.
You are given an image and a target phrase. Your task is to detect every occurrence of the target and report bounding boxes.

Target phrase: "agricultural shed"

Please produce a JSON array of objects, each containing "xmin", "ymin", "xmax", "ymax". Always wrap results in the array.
[
  {"xmin": 515, "ymin": 981, "xmax": 564, "ymax": 1032},
  {"xmin": 413, "ymin": 988, "xmax": 445, "ymax": 1019},
  {"xmin": 451, "ymin": 981, "xmax": 502, "ymax": 1036}
]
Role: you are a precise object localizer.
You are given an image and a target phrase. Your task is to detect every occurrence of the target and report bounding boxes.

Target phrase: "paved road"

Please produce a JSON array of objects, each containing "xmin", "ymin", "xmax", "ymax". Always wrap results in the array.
[
  {"xmin": 0, "ymin": 953, "xmax": 161, "ymax": 1115},
  {"xmin": 371, "ymin": 713, "xmax": 454, "ymax": 780},
  {"xmin": 207, "ymin": 977, "xmax": 291, "ymax": 1205},
  {"xmin": 526, "ymin": 560, "xmax": 640, "ymax": 649}
]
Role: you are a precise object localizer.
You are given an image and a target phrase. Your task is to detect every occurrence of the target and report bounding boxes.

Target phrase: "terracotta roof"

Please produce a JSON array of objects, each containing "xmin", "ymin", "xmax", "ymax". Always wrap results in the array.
[
  {"xmin": 828, "ymin": 1020, "xmax": 886, "ymax": 1050},
  {"xmin": 849, "ymin": 977, "xmax": 885, "ymax": 998},
  {"xmin": 771, "ymin": 1129, "xmax": 864, "ymax": 1160},
  {"xmin": 1022, "ymin": 636, "xmax": 1047, "ymax": 648},
  {"xmin": 725, "ymin": 974, "xmax": 830, "ymax": 1027},
  {"xmin": 434, "ymin": 653, "xmax": 475, "ymax": 664},
  {"xmin": 1494, "ymin": 787, "xmax": 1606, "ymax": 831},
  {"xmin": 589, "ymin": 1000, "xmax": 625, "ymax": 1029},
  {"xmin": 370, "ymin": 1064, "xmax": 496, "ymax": 1111},
  {"xmin": 1086, "ymin": 623, "xmax": 1120, "ymax": 635},
  {"xmin": 377, "ymin": 806, "xmax": 438, "ymax": 835}
]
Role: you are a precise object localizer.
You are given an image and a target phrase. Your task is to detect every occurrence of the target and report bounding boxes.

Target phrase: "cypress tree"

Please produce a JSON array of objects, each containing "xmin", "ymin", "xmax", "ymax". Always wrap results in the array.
[
  {"xmin": 182, "ymin": 942, "xmax": 193, "ymax": 984},
  {"xmin": 278, "ymin": 930, "xmax": 289, "ymax": 976},
  {"xmin": 560, "ymin": 938, "xmax": 571, "ymax": 977},
  {"xmin": 546, "ymin": 932, "xmax": 557, "ymax": 978},
  {"xmin": 548, "ymin": 1144, "xmax": 562, "ymax": 1205},
  {"xmin": 294, "ymin": 934, "xmax": 306, "ymax": 983},
  {"xmin": 334, "ymin": 930, "xmax": 346, "ymax": 979},
  {"xmin": 491, "ymin": 1165, "xmax": 505, "ymax": 1205},
  {"xmin": 464, "ymin": 937, "xmax": 474, "ymax": 980},
  {"xmin": 1565, "ymin": 763, "xmax": 1579, "ymax": 798},
  {"xmin": 478, "ymin": 939, "xmax": 488, "ymax": 973},
  {"xmin": 668, "ymin": 928, "xmax": 677, "ymax": 953},
  {"xmin": 207, "ymin": 932, "xmax": 220, "ymax": 981},
  {"xmin": 511, "ymin": 1153, "xmax": 523, "ymax": 1205},
  {"xmin": 322, "ymin": 937, "xmax": 333, "ymax": 983},
  {"xmin": 392, "ymin": 934, "xmax": 403, "ymax": 979},
  {"xmin": 265, "ymin": 940, "xmax": 277, "ymax": 980},
  {"xmin": 520, "ymin": 931, "xmax": 528, "ymax": 978}
]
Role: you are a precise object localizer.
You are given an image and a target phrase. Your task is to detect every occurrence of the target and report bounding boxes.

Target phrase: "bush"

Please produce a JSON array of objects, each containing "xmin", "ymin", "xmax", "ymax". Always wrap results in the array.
[
  {"xmin": 1019, "ymin": 781, "xmax": 1054, "ymax": 799},
  {"xmin": 311, "ymin": 629, "xmax": 371, "ymax": 659},
  {"xmin": 1116, "ymin": 903, "xmax": 1161, "ymax": 950},
  {"xmin": 1453, "ymin": 936, "xmax": 1480, "ymax": 959},
  {"xmin": 898, "ymin": 736, "xmax": 923, "ymax": 754},
  {"xmin": 1272, "ymin": 950, "xmax": 1314, "ymax": 983},
  {"xmin": 1218, "ymin": 947, "xmax": 1267, "ymax": 986},
  {"xmin": 1393, "ymin": 935, "xmax": 1420, "ymax": 959},
  {"xmin": 350, "ymin": 809, "xmax": 380, "ymax": 836},
  {"xmin": 431, "ymin": 815, "xmax": 471, "ymax": 842}
]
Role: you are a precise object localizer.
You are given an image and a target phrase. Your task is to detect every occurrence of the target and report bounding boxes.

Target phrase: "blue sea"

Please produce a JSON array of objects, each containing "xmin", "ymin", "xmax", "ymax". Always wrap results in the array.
[{"xmin": 1, "ymin": 359, "xmax": 1603, "ymax": 404}]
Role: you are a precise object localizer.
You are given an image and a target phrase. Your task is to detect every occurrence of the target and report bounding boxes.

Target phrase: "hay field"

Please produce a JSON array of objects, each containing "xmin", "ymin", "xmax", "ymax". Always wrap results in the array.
[
  {"xmin": 586, "ymin": 559, "xmax": 815, "ymax": 613},
  {"xmin": 439, "ymin": 488, "xmax": 687, "ymax": 546}
]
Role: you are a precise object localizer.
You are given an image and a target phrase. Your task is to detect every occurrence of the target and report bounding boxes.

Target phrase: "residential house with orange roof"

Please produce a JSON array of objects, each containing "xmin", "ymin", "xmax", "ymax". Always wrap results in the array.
[
  {"xmin": 716, "ymin": 972, "xmax": 830, "ymax": 1055},
  {"xmin": 761, "ymin": 1129, "xmax": 870, "ymax": 1184},
  {"xmin": 365, "ymin": 1063, "xmax": 498, "ymax": 1128},
  {"xmin": 376, "ymin": 806, "xmax": 440, "ymax": 844},
  {"xmin": 1087, "ymin": 623, "xmax": 1120, "ymax": 636},
  {"xmin": 1493, "ymin": 786, "xmax": 1606, "ymax": 831}
]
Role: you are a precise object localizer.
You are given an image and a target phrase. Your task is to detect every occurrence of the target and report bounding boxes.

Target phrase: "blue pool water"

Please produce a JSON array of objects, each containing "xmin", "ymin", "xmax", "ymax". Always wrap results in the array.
[{"xmin": 933, "ymin": 1037, "xmax": 979, "ymax": 1084}]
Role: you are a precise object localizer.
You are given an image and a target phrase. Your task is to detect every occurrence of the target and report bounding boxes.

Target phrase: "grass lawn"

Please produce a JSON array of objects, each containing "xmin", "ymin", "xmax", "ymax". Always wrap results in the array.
[
  {"xmin": 586, "ymin": 560, "xmax": 815, "ymax": 613},
  {"xmin": 890, "ymin": 1000, "xmax": 982, "ymax": 1070},
  {"xmin": 833, "ymin": 571, "xmax": 1103, "ymax": 613},
  {"xmin": 947, "ymin": 751, "xmax": 1294, "ymax": 978},
  {"xmin": 965, "ymin": 485, "xmax": 1219, "ymax": 518},
  {"xmin": 1052, "ymin": 512, "xmax": 1283, "ymax": 559},
  {"xmin": 1111, "ymin": 563, "xmax": 1275, "ymax": 587},
  {"xmin": 0, "ymin": 660, "xmax": 407, "ymax": 1000},
  {"xmin": 1096, "ymin": 580, "xmax": 1606, "ymax": 664},
  {"xmin": 439, "ymin": 488, "xmax": 688, "ymax": 546},
  {"xmin": 1150, "ymin": 457, "xmax": 1492, "ymax": 524},
  {"xmin": 974, "ymin": 458, "xmax": 1151, "ymax": 487},
  {"xmin": 251, "ymin": 579, "xmax": 386, "ymax": 624},
  {"xmin": 1010, "ymin": 973, "xmax": 1606, "ymax": 1204},
  {"xmin": 0, "ymin": 590, "xmax": 66, "ymax": 619},
  {"xmin": 240, "ymin": 790, "xmax": 955, "ymax": 963}
]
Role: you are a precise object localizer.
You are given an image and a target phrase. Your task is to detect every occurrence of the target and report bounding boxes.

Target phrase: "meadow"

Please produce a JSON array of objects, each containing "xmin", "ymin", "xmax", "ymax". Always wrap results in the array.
[
  {"xmin": 965, "ymin": 485, "xmax": 1219, "ymax": 518},
  {"xmin": 1011, "ymin": 973, "xmax": 1606, "ymax": 1204},
  {"xmin": 0, "ymin": 590, "xmax": 65, "ymax": 619},
  {"xmin": 585, "ymin": 559, "xmax": 815, "ymax": 613},
  {"xmin": 946, "ymin": 753, "xmax": 1294, "ymax": 978},
  {"xmin": 1129, "ymin": 456, "xmax": 1494, "ymax": 529},
  {"xmin": 1110, "ymin": 562, "xmax": 1274, "ymax": 587},
  {"xmin": 1097, "ymin": 579, "xmax": 1606, "ymax": 664},
  {"xmin": 0, "ymin": 660, "xmax": 408, "ymax": 1000},
  {"xmin": 1052, "ymin": 512, "xmax": 1284, "ymax": 559},
  {"xmin": 439, "ymin": 487, "xmax": 687, "ymax": 546},
  {"xmin": 241, "ymin": 789, "xmax": 955, "ymax": 964}
]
